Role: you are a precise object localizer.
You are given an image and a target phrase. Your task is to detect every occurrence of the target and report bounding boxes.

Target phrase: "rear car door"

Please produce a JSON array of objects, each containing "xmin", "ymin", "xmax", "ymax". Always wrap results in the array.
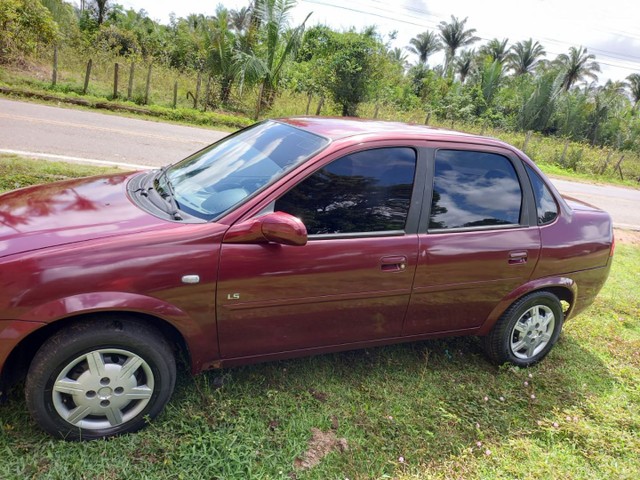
[
  {"xmin": 403, "ymin": 145, "xmax": 541, "ymax": 335},
  {"xmin": 217, "ymin": 145, "xmax": 426, "ymax": 358}
]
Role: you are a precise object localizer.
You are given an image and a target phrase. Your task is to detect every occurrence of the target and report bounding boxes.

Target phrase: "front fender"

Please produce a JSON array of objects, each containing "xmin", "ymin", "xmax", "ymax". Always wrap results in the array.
[
  {"xmin": 17, "ymin": 291, "xmax": 215, "ymax": 372},
  {"xmin": 476, "ymin": 276, "xmax": 577, "ymax": 335}
]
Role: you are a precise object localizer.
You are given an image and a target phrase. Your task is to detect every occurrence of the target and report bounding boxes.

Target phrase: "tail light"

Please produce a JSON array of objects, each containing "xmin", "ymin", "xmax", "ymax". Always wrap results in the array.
[{"xmin": 610, "ymin": 234, "xmax": 615, "ymax": 257}]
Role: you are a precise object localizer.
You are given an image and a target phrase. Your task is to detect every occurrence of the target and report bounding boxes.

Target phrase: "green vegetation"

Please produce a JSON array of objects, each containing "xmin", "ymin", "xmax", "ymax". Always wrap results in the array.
[
  {"xmin": 1, "ymin": 0, "xmax": 639, "ymax": 184},
  {"xmin": 0, "ymin": 158, "xmax": 639, "ymax": 478},
  {"xmin": 0, "ymin": 154, "xmax": 120, "ymax": 192}
]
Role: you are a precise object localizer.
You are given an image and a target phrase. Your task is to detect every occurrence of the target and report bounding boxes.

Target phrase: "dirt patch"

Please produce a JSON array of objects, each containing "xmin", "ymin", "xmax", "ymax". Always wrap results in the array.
[
  {"xmin": 614, "ymin": 228, "xmax": 640, "ymax": 246},
  {"xmin": 294, "ymin": 428, "xmax": 348, "ymax": 470}
]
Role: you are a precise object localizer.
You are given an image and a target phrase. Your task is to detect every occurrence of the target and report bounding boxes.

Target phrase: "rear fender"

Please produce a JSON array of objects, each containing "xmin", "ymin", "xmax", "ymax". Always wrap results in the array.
[{"xmin": 476, "ymin": 276, "xmax": 577, "ymax": 335}]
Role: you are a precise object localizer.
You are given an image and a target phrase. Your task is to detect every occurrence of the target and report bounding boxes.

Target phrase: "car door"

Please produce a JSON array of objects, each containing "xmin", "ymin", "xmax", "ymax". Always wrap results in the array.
[
  {"xmin": 403, "ymin": 145, "xmax": 541, "ymax": 335},
  {"xmin": 216, "ymin": 145, "xmax": 425, "ymax": 359}
]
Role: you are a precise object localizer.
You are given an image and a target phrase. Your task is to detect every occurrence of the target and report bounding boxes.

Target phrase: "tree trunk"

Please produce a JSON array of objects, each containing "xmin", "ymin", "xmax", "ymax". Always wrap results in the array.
[
  {"xmin": 254, "ymin": 83, "xmax": 265, "ymax": 121},
  {"xmin": 523, "ymin": 130, "xmax": 532, "ymax": 153}
]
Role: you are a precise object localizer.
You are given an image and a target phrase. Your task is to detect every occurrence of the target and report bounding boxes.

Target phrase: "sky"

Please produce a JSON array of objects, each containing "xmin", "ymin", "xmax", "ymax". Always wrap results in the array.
[{"xmin": 112, "ymin": 0, "xmax": 640, "ymax": 84}]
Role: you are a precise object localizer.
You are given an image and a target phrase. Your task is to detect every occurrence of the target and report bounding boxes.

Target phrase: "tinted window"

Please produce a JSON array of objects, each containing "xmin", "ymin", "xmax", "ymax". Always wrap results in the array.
[
  {"xmin": 275, "ymin": 148, "xmax": 416, "ymax": 235},
  {"xmin": 429, "ymin": 150, "xmax": 522, "ymax": 230},
  {"xmin": 525, "ymin": 164, "xmax": 558, "ymax": 225}
]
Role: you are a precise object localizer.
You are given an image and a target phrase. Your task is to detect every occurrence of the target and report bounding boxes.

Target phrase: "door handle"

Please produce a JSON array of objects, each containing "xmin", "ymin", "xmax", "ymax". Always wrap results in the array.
[
  {"xmin": 508, "ymin": 251, "xmax": 528, "ymax": 265},
  {"xmin": 380, "ymin": 256, "xmax": 407, "ymax": 272}
]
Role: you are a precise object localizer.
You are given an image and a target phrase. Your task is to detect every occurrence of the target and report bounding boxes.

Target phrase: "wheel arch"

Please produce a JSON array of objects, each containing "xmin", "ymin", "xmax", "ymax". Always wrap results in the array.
[
  {"xmin": 1, "ymin": 311, "xmax": 191, "ymax": 396},
  {"xmin": 477, "ymin": 277, "xmax": 576, "ymax": 336}
]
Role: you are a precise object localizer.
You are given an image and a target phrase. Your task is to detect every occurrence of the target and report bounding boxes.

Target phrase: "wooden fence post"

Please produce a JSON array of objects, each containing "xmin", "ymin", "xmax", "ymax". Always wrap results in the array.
[
  {"xmin": 523, "ymin": 130, "xmax": 532, "ymax": 153},
  {"xmin": 173, "ymin": 80, "xmax": 178, "ymax": 109},
  {"xmin": 373, "ymin": 104, "xmax": 380, "ymax": 119},
  {"xmin": 113, "ymin": 62, "xmax": 119, "ymax": 99},
  {"xmin": 203, "ymin": 76, "xmax": 212, "ymax": 112},
  {"xmin": 52, "ymin": 46, "xmax": 58, "ymax": 86},
  {"xmin": 315, "ymin": 96, "xmax": 324, "ymax": 116},
  {"xmin": 83, "ymin": 58, "xmax": 92, "ymax": 94},
  {"xmin": 127, "ymin": 62, "xmax": 135, "ymax": 100},
  {"xmin": 424, "ymin": 112, "xmax": 431, "ymax": 125},
  {"xmin": 193, "ymin": 72, "xmax": 201, "ymax": 109},
  {"xmin": 614, "ymin": 155, "xmax": 625, "ymax": 180},
  {"xmin": 305, "ymin": 93, "xmax": 312, "ymax": 115},
  {"xmin": 144, "ymin": 63, "xmax": 152, "ymax": 105}
]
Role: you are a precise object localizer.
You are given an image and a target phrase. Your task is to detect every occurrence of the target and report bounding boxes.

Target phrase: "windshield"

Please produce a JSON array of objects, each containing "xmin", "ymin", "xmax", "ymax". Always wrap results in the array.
[{"xmin": 166, "ymin": 121, "xmax": 329, "ymax": 221}]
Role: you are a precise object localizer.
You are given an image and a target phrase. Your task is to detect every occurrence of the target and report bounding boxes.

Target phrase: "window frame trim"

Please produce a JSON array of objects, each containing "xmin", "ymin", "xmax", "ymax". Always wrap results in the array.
[
  {"xmin": 259, "ymin": 142, "xmax": 429, "ymax": 240},
  {"xmin": 420, "ymin": 144, "xmax": 536, "ymax": 234}
]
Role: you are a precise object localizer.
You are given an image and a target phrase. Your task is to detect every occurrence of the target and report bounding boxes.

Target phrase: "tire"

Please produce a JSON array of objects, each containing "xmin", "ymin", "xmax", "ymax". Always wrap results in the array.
[
  {"xmin": 25, "ymin": 316, "xmax": 176, "ymax": 440},
  {"xmin": 483, "ymin": 291, "xmax": 564, "ymax": 367}
]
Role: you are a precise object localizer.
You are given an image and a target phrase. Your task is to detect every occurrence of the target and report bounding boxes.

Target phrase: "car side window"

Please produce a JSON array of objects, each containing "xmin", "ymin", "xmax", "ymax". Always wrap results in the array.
[
  {"xmin": 274, "ymin": 147, "xmax": 417, "ymax": 235},
  {"xmin": 429, "ymin": 150, "xmax": 522, "ymax": 230},
  {"xmin": 525, "ymin": 163, "xmax": 558, "ymax": 225}
]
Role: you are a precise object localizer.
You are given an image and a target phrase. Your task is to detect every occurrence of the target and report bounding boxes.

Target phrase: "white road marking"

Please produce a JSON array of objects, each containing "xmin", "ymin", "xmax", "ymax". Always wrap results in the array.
[{"xmin": 0, "ymin": 149, "xmax": 152, "ymax": 170}]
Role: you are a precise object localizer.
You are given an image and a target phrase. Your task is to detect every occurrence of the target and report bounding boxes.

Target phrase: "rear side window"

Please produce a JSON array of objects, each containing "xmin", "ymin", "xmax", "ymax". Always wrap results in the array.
[
  {"xmin": 429, "ymin": 150, "xmax": 522, "ymax": 230},
  {"xmin": 275, "ymin": 147, "xmax": 417, "ymax": 235},
  {"xmin": 525, "ymin": 164, "xmax": 558, "ymax": 225}
]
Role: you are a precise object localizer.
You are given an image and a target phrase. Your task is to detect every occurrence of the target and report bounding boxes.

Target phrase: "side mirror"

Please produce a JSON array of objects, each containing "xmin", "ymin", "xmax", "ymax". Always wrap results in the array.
[{"xmin": 223, "ymin": 212, "xmax": 308, "ymax": 246}]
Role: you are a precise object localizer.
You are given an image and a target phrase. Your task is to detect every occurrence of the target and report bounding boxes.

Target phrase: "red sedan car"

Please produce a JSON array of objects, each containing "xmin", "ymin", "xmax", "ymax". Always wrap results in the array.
[{"xmin": 0, "ymin": 118, "xmax": 613, "ymax": 440}]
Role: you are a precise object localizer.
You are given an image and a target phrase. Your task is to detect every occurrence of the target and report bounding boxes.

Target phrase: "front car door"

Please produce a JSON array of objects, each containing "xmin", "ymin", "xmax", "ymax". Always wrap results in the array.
[
  {"xmin": 217, "ymin": 145, "xmax": 426, "ymax": 359},
  {"xmin": 404, "ymin": 144, "xmax": 541, "ymax": 335}
]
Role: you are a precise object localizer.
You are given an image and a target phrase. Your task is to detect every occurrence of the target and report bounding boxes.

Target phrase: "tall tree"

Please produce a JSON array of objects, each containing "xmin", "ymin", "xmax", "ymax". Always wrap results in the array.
[
  {"xmin": 406, "ymin": 31, "xmax": 441, "ymax": 65},
  {"xmin": 555, "ymin": 46, "xmax": 601, "ymax": 91},
  {"xmin": 455, "ymin": 49, "xmax": 475, "ymax": 83},
  {"xmin": 252, "ymin": 0, "xmax": 310, "ymax": 104},
  {"xmin": 438, "ymin": 16, "xmax": 479, "ymax": 74},
  {"xmin": 206, "ymin": 6, "xmax": 238, "ymax": 104},
  {"xmin": 479, "ymin": 38, "xmax": 509, "ymax": 63},
  {"xmin": 627, "ymin": 73, "xmax": 640, "ymax": 109},
  {"xmin": 508, "ymin": 38, "xmax": 546, "ymax": 75}
]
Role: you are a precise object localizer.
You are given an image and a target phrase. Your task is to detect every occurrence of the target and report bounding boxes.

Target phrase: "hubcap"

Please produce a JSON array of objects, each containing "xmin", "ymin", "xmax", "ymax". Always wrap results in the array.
[
  {"xmin": 510, "ymin": 305, "xmax": 555, "ymax": 360},
  {"xmin": 52, "ymin": 349, "xmax": 154, "ymax": 430}
]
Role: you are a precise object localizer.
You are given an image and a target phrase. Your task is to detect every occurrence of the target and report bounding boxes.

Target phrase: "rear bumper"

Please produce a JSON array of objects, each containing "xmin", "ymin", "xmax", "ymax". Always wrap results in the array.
[{"xmin": 0, "ymin": 319, "xmax": 45, "ymax": 400}]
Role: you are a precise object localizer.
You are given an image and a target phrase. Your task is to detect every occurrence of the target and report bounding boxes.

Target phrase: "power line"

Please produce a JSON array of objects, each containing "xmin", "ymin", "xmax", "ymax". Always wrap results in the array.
[{"xmin": 302, "ymin": 0, "xmax": 640, "ymax": 74}]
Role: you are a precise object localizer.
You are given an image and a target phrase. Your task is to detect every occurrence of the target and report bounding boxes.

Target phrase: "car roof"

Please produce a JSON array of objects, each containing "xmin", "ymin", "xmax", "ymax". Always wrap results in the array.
[{"xmin": 277, "ymin": 116, "xmax": 510, "ymax": 148}]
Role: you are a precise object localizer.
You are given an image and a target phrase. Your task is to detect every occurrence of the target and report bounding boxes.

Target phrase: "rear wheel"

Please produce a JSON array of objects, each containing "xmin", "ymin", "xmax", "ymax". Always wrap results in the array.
[
  {"xmin": 25, "ymin": 317, "xmax": 176, "ymax": 440},
  {"xmin": 483, "ymin": 291, "xmax": 564, "ymax": 366}
]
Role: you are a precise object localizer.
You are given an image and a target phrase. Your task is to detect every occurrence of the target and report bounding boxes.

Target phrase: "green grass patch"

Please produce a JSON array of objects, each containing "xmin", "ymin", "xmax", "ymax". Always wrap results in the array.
[
  {"xmin": 0, "ymin": 154, "xmax": 120, "ymax": 193},
  {"xmin": 0, "ymin": 161, "xmax": 638, "ymax": 480}
]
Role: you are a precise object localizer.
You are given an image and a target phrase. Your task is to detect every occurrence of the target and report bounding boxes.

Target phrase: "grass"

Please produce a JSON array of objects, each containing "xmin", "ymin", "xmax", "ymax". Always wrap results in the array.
[{"xmin": 1, "ymin": 160, "xmax": 639, "ymax": 479}]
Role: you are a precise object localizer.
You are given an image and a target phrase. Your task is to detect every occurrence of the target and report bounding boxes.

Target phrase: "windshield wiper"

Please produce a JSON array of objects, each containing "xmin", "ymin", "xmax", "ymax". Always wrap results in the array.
[{"xmin": 155, "ymin": 167, "xmax": 183, "ymax": 221}]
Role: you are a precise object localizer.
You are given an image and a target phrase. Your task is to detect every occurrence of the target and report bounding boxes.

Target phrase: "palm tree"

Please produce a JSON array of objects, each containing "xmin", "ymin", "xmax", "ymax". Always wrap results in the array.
[
  {"xmin": 389, "ymin": 47, "xmax": 409, "ymax": 69},
  {"xmin": 627, "ymin": 73, "xmax": 640, "ymax": 109},
  {"xmin": 250, "ymin": 0, "xmax": 311, "ymax": 106},
  {"xmin": 555, "ymin": 46, "xmax": 601, "ymax": 91},
  {"xmin": 479, "ymin": 38, "xmax": 509, "ymax": 63},
  {"xmin": 508, "ymin": 39, "xmax": 546, "ymax": 75},
  {"xmin": 438, "ymin": 16, "xmax": 480, "ymax": 74},
  {"xmin": 406, "ymin": 31, "xmax": 441, "ymax": 65},
  {"xmin": 206, "ymin": 7, "xmax": 238, "ymax": 104},
  {"xmin": 229, "ymin": 6, "xmax": 252, "ymax": 32},
  {"xmin": 455, "ymin": 49, "xmax": 475, "ymax": 83}
]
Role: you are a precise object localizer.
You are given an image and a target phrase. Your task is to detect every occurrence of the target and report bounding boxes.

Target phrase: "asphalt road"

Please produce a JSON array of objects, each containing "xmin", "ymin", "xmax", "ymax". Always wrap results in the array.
[{"xmin": 1, "ymin": 98, "xmax": 638, "ymax": 230}]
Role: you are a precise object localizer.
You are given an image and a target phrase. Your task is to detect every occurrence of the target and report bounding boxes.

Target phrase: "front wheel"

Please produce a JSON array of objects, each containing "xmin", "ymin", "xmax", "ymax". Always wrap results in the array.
[
  {"xmin": 25, "ymin": 317, "xmax": 176, "ymax": 440},
  {"xmin": 483, "ymin": 291, "xmax": 564, "ymax": 367}
]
